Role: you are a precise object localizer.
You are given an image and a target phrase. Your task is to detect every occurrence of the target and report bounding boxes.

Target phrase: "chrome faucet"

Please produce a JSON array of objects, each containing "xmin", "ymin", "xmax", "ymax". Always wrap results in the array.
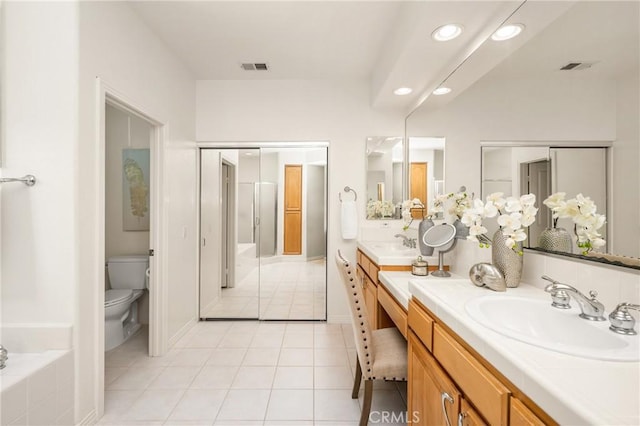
[
  {"xmin": 542, "ymin": 275, "xmax": 606, "ymax": 321},
  {"xmin": 608, "ymin": 303, "xmax": 640, "ymax": 335},
  {"xmin": 394, "ymin": 234, "xmax": 416, "ymax": 249}
]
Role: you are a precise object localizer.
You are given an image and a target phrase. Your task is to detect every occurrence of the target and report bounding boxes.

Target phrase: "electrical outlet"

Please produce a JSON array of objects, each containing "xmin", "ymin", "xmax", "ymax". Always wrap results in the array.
[{"xmin": 380, "ymin": 222, "xmax": 390, "ymax": 228}]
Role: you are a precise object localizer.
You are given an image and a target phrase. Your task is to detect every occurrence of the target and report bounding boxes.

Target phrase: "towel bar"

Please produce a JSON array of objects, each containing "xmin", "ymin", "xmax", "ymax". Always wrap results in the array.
[
  {"xmin": 0, "ymin": 175, "xmax": 37, "ymax": 186},
  {"xmin": 339, "ymin": 186, "xmax": 357, "ymax": 202}
]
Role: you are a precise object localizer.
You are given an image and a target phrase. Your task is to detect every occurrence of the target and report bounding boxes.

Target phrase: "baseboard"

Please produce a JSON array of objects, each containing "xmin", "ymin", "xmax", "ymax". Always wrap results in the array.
[
  {"xmin": 77, "ymin": 409, "xmax": 97, "ymax": 425},
  {"xmin": 168, "ymin": 317, "xmax": 198, "ymax": 348}
]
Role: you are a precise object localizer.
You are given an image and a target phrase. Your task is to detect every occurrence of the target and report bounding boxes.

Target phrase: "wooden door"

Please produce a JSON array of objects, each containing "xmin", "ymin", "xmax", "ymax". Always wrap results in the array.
[
  {"xmin": 410, "ymin": 162, "xmax": 428, "ymax": 219},
  {"xmin": 408, "ymin": 331, "xmax": 461, "ymax": 425},
  {"xmin": 284, "ymin": 165, "xmax": 302, "ymax": 254}
]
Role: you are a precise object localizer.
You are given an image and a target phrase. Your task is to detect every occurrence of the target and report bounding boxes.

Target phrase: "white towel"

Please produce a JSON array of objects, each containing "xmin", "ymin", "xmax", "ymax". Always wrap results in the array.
[{"xmin": 341, "ymin": 200, "xmax": 358, "ymax": 240}]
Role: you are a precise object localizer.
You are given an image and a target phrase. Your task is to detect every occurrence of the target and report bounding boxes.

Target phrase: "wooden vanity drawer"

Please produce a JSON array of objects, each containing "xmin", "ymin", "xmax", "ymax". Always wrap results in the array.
[
  {"xmin": 408, "ymin": 299, "xmax": 434, "ymax": 352},
  {"xmin": 378, "ymin": 285, "xmax": 407, "ymax": 338},
  {"xmin": 510, "ymin": 397, "xmax": 545, "ymax": 426},
  {"xmin": 368, "ymin": 263, "xmax": 379, "ymax": 284},
  {"xmin": 433, "ymin": 324, "xmax": 510, "ymax": 425}
]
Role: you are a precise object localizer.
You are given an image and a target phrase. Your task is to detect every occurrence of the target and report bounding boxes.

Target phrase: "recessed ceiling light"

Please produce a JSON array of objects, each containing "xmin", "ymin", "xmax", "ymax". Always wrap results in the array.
[
  {"xmin": 432, "ymin": 24, "xmax": 463, "ymax": 41},
  {"xmin": 433, "ymin": 87, "xmax": 452, "ymax": 95},
  {"xmin": 491, "ymin": 23, "xmax": 525, "ymax": 41},
  {"xmin": 394, "ymin": 87, "xmax": 413, "ymax": 96}
]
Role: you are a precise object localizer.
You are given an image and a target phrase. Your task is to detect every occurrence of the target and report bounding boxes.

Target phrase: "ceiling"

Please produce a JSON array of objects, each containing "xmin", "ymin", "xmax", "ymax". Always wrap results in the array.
[{"xmin": 130, "ymin": 1, "xmax": 527, "ymax": 112}]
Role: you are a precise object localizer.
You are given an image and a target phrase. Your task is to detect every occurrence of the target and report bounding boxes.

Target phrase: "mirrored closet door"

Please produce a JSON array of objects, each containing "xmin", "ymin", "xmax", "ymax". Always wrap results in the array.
[{"xmin": 199, "ymin": 144, "xmax": 327, "ymax": 320}]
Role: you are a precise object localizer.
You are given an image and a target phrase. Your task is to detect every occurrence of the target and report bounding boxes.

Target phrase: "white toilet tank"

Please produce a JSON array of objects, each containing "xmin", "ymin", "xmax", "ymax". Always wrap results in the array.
[{"xmin": 108, "ymin": 255, "xmax": 149, "ymax": 289}]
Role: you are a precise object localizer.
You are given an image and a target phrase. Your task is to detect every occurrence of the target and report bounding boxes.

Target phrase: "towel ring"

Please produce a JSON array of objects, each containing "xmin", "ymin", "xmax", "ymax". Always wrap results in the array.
[{"xmin": 339, "ymin": 186, "xmax": 357, "ymax": 202}]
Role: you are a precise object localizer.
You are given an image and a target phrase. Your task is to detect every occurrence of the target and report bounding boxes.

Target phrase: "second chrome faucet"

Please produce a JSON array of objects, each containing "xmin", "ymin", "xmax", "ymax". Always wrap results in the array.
[{"xmin": 541, "ymin": 275, "xmax": 606, "ymax": 321}]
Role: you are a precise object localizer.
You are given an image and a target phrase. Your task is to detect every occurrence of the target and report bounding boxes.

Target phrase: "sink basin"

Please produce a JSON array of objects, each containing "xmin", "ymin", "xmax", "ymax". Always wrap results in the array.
[{"xmin": 465, "ymin": 295, "xmax": 640, "ymax": 361}]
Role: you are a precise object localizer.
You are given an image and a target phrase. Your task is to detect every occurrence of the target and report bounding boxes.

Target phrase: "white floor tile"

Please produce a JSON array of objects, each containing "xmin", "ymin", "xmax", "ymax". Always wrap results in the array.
[
  {"xmin": 167, "ymin": 389, "xmax": 227, "ymax": 422},
  {"xmin": 216, "ymin": 389, "xmax": 271, "ymax": 420},
  {"xmin": 314, "ymin": 389, "xmax": 361, "ymax": 422},
  {"xmin": 170, "ymin": 349, "xmax": 214, "ymax": 366},
  {"xmin": 217, "ymin": 333, "xmax": 255, "ymax": 348},
  {"xmin": 107, "ymin": 367, "xmax": 165, "ymax": 390},
  {"xmin": 265, "ymin": 389, "xmax": 313, "ymax": 421},
  {"xmin": 272, "ymin": 366, "xmax": 314, "ymax": 389},
  {"xmin": 231, "ymin": 366, "xmax": 276, "ymax": 389},
  {"xmin": 314, "ymin": 348, "xmax": 350, "ymax": 366},
  {"xmin": 101, "ymin": 321, "xmax": 407, "ymax": 425},
  {"xmin": 242, "ymin": 348, "xmax": 280, "ymax": 366},
  {"xmin": 205, "ymin": 348, "xmax": 248, "ymax": 366},
  {"xmin": 278, "ymin": 348, "xmax": 313, "ymax": 366},
  {"xmin": 121, "ymin": 389, "xmax": 184, "ymax": 421},
  {"xmin": 314, "ymin": 366, "xmax": 354, "ymax": 389},
  {"xmin": 101, "ymin": 390, "xmax": 144, "ymax": 421},
  {"xmin": 190, "ymin": 366, "xmax": 239, "ymax": 389},
  {"xmin": 147, "ymin": 367, "xmax": 200, "ymax": 389},
  {"xmin": 282, "ymin": 333, "xmax": 314, "ymax": 348},
  {"xmin": 105, "ymin": 367, "xmax": 128, "ymax": 387}
]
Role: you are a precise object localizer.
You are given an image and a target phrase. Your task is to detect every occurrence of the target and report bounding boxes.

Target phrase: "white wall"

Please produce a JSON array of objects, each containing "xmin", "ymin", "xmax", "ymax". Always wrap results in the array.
[
  {"xmin": 2, "ymin": 2, "xmax": 78, "ymax": 327},
  {"xmin": 612, "ymin": 72, "xmax": 640, "ymax": 257},
  {"xmin": 407, "ymin": 77, "xmax": 616, "ymax": 198},
  {"xmin": 76, "ymin": 2, "xmax": 197, "ymax": 422},
  {"xmin": 105, "ymin": 105, "xmax": 151, "ymax": 259},
  {"xmin": 196, "ymin": 79, "xmax": 405, "ymax": 321}
]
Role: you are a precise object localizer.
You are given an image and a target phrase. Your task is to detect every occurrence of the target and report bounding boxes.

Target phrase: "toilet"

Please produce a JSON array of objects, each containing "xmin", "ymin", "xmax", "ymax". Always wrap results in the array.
[{"xmin": 105, "ymin": 254, "xmax": 149, "ymax": 351}]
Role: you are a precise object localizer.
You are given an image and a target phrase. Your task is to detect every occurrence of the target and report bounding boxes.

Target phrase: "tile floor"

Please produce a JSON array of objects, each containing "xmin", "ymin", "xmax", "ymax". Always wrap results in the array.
[
  {"xmin": 201, "ymin": 259, "xmax": 327, "ymax": 320},
  {"xmin": 101, "ymin": 322, "xmax": 407, "ymax": 425}
]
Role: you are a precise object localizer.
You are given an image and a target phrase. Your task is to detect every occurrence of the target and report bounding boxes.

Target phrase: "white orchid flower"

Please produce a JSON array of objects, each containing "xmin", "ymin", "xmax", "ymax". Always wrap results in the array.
[
  {"xmin": 556, "ymin": 198, "xmax": 580, "ymax": 218},
  {"xmin": 497, "ymin": 212, "xmax": 522, "ymax": 231},
  {"xmin": 591, "ymin": 238, "xmax": 606, "ymax": 248},
  {"xmin": 511, "ymin": 228, "xmax": 528, "ymax": 242},
  {"xmin": 520, "ymin": 193, "xmax": 536, "ymax": 207},
  {"xmin": 487, "ymin": 192, "xmax": 506, "ymax": 209},
  {"xmin": 469, "ymin": 224, "xmax": 488, "ymax": 237},
  {"xmin": 503, "ymin": 236, "xmax": 516, "ymax": 249},
  {"xmin": 543, "ymin": 192, "xmax": 566, "ymax": 210},
  {"xmin": 521, "ymin": 213, "xmax": 536, "ymax": 227},
  {"xmin": 504, "ymin": 197, "xmax": 522, "ymax": 213}
]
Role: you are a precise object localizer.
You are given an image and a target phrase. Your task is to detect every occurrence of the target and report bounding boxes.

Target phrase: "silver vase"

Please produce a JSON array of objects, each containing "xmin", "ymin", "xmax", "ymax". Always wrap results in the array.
[
  {"xmin": 491, "ymin": 229, "xmax": 523, "ymax": 288},
  {"xmin": 453, "ymin": 218, "xmax": 469, "ymax": 239},
  {"xmin": 538, "ymin": 227, "xmax": 572, "ymax": 253},
  {"xmin": 418, "ymin": 218, "xmax": 435, "ymax": 256}
]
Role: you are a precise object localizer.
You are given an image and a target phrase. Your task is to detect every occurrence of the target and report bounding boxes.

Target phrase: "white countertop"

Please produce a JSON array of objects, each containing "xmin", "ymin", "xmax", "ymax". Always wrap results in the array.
[
  {"xmin": 377, "ymin": 271, "xmax": 640, "ymax": 425},
  {"xmin": 357, "ymin": 240, "xmax": 439, "ymax": 266}
]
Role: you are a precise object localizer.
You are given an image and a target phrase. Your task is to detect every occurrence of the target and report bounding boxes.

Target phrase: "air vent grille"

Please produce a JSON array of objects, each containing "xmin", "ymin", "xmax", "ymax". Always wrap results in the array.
[
  {"xmin": 560, "ymin": 61, "xmax": 596, "ymax": 71},
  {"xmin": 240, "ymin": 63, "xmax": 269, "ymax": 71}
]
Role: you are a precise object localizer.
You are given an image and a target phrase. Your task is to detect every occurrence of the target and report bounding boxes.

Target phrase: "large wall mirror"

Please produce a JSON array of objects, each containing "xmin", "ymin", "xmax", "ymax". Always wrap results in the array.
[
  {"xmin": 365, "ymin": 136, "xmax": 445, "ymax": 219},
  {"xmin": 405, "ymin": 1, "xmax": 639, "ymax": 269},
  {"xmin": 365, "ymin": 136, "xmax": 403, "ymax": 219}
]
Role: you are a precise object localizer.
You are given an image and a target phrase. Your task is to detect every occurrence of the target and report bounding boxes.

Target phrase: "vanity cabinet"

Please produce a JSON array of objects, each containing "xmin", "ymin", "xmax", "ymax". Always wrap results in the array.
[
  {"xmin": 408, "ymin": 298, "xmax": 555, "ymax": 425},
  {"xmin": 355, "ymin": 263, "xmax": 377, "ymax": 328},
  {"xmin": 356, "ymin": 249, "xmax": 411, "ymax": 330},
  {"xmin": 510, "ymin": 398, "xmax": 545, "ymax": 426}
]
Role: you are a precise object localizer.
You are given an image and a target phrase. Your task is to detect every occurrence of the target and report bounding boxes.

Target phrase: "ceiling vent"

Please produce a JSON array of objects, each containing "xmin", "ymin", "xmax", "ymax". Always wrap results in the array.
[
  {"xmin": 241, "ymin": 63, "xmax": 269, "ymax": 71},
  {"xmin": 560, "ymin": 61, "xmax": 597, "ymax": 71}
]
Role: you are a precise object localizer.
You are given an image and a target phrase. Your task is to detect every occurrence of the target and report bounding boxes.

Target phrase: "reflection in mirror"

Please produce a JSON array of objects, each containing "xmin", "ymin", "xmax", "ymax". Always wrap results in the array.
[
  {"xmin": 408, "ymin": 137, "xmax": 445, "ymax": 218},
  {"xmin": 365, "ymin": 136, "xmax": 403, "ymax": 219},
  {"xmin": 481, "ymin": 145, "xmax": 608, "ymax": 255},
  {"xmin": 405, "ymin": 1, "xmax": 639, "ymax": 268}
]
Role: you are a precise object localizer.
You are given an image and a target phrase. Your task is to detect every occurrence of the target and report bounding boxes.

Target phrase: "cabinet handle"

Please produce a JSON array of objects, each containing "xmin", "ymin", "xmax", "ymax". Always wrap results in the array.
[
  {"xmin": 441, "ymin": 392, "xmax": 454, "ymax": 426},
  {"xmin": 458, "ymin": 412, "xmax": 466, "ymax": 426}
]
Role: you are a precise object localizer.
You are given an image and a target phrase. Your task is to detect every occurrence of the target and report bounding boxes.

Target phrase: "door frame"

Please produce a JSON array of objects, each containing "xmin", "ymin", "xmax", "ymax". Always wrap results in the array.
[{"xmin": 94, "ymin": 78, "xmax": 167, "ymax": 417}]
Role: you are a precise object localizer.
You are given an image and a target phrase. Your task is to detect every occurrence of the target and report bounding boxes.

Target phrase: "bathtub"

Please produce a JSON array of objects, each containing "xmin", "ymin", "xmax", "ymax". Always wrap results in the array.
[{"xmin": 0, "ymin": 325, "xmax": 74, "ymax": 425}]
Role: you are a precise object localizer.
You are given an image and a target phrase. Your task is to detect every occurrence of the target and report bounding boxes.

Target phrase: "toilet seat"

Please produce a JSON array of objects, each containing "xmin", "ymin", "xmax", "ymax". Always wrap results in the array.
[{"xmin": 105, "ymin": 289, "xmax": 133, "ymax": 307}]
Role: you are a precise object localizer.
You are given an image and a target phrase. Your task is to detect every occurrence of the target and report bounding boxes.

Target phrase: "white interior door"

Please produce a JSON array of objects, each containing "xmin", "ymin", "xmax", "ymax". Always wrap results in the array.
[{"xmin": 200, "ymin": 150, "xmax": 222, "ymax": 317}]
